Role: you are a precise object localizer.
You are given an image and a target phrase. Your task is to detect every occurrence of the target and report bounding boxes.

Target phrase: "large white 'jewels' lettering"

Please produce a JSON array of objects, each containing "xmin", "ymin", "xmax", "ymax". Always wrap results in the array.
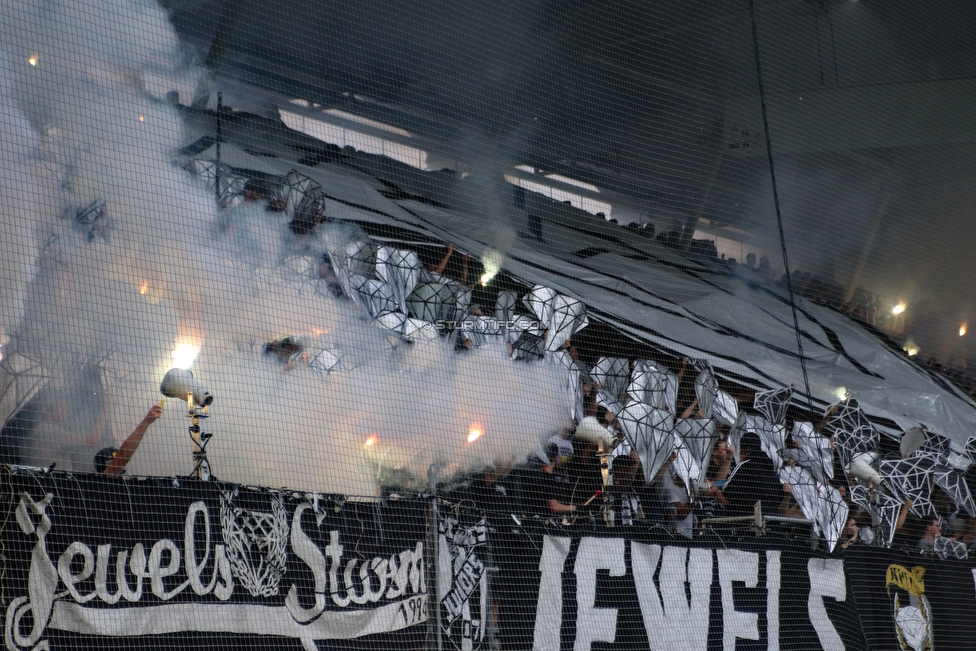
[
  {"xmin": 533, "ymin": 536, "xmax": 571, "ymax": 651},
  {"xmin": 539, "ymin": 540, "xmax": 786, "ymax": 651},
  {"xmin": 632, "ymin": 543, "xmax": 712, "ymax": 651},
  {"xmin": 55, "ymin": 501, "xmax": 232, "ymax": 605},
  {"xmin": 807, "ymin": 558, "xmax": 846, "ymax": 651},
  {"xmin": 717, "ymin": 549, "xmax": 759, "ymax": 651},
  {"xmin": 574, "ymin": 538, "xmax": 626, "ymax": 651}
]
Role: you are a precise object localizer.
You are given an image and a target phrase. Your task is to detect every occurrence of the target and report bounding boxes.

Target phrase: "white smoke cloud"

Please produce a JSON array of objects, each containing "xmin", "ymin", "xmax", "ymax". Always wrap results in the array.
[{"xmin": 0, "ymin": 0, "xmax": 571, "ymax": 495}]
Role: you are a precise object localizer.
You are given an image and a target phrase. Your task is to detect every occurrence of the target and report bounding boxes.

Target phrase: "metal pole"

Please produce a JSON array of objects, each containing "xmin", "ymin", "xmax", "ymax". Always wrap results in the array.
[
  {"xmin": 187, "ymin": 394, "xmax": 212, "ymax": 480},
  {"xmin": 427, "ymin": 464, "xmax": 443, "ymax": 651},
  {"xmin": 191, "ymin": 0, "xmax": 243, "ymax": 110},
  {"xmin": 215, "ymin": 92, "xmax": 223, "ymax": 206}
]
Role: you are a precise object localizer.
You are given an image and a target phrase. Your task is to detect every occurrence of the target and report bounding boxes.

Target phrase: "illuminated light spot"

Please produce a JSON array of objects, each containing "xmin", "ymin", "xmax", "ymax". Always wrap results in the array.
[
  {"xmin": 364, "ymin": 434, "xmax": 378, "ymax": 448},
  {"xmin": 171, "ymin": 343, "xmax": 200, "ymax": 370},
  {"xmin": 892, "ymin": 302, "xmax": 906, "ymax": 315},
  {"xmin": 28, "ymin": 55, "xmax": 38, "ymax": 66},
  {"xmin": 480, "ymin": 249, "xmax": 503, "ymax": 286},
  {"xmin": 961, "ymin": 323, "xmax": 968, "ymax": 337},
  {"xmin": 833, "ymin": 387, "xmax": 849, "ymax": 401},
  {"xmin": 139, "ymin": 280, "xmax": 148, "ymax": 295},
  {"xmin": 467, "ymin": 423, "xmax": 483, "ymax": 444},
  {"xmin": 139, "ymin": 115, "xmax": 145, "ymax": 122}
]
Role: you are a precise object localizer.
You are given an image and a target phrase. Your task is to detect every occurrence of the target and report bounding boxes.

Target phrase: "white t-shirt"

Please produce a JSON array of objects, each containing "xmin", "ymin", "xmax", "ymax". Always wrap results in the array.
[{"xmin": 666, "ymin": 471, "xmax": 694, "ymax": 539}]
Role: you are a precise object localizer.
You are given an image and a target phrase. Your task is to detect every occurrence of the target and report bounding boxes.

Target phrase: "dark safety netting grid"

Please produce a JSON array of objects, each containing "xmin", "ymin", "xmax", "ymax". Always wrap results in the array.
[{"xmin": 2, "ymin": 0, "xmax": 976, "ymax": 649}]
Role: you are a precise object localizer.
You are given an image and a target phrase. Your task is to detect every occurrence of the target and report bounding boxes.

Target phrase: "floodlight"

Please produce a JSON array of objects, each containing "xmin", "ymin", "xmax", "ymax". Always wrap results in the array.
[
  {"xmin": 160, "ymin": 368, "xmax": 212, "ymax": 406},
  {"xmin": 160, "ymin": 368, "xmax": 214, "ymax": 481},
  {"xmin": 846, "ymin": 452, "xmax": 882, "ymax": 486},
  {"xmin": 575, "ymin": 416, "xmax": 613, "ymax": 446}
]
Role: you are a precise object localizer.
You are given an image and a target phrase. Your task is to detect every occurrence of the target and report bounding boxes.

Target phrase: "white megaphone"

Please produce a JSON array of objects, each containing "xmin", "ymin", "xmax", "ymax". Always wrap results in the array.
[
  {"xmin": 846, "ymin": 451, "xmax": 882, "ymax": 487},
  {"xmin": 575, "ymin": 416, "xmax": 614, "ymax": 446},
  {"xmin": 160, "ymin": 368, "xmax": 213, "ymax": 406}
]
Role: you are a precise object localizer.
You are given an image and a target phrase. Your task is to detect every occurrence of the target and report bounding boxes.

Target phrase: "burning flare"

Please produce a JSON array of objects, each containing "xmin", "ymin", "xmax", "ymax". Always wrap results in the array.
[
  {"xmin": 892, "ymin": 302, "xmax": 906, "ymax": 315},
  {"xmin": 480, "ymin": 249, "xmax": 503, "ymax": 286},
  {"xmin": 467, "ymin": 423, "xmax": 483, "ymax": 444},
  {"xmin": 171, "ymin": 343, "xmax": 200, "ymax": 370},
  {"xmin": 139, "ymin": 280, "xmax": 148, "ymax": 295},
  {"xmin": 960, "ymin": 323, "xmax": 968, "ymax": 337}
]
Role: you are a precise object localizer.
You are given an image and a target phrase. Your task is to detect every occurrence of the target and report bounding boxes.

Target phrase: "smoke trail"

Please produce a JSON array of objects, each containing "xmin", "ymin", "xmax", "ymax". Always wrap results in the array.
[{"xmin": 0, "ymin": 0, "xmax": 571, "ymax": 494}]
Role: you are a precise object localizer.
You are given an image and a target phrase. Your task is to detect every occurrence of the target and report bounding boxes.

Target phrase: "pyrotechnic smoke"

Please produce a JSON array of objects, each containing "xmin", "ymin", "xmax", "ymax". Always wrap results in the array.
[{"xmin": 0, "ymin": 0, "xmax": 570, "ymax": 495}]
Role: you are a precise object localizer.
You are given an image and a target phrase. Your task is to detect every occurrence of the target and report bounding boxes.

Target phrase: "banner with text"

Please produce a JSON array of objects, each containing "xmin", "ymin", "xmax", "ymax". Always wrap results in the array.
[
  {"xmin": 1, "ymin": 472, "xmax": 429, "ymax": 651},
  {"xmin": 501, "ymin": 529, "xmax": 870, "ymax": 651},
  {"xmin": 843, "ymin": 545, "xmax": 976, "ymax": 651}
]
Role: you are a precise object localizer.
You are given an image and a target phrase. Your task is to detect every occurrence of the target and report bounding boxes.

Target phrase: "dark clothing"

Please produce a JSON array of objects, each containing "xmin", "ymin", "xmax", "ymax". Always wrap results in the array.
[
  {"xmin": 723, "ymin": 455, "xmax": 783, "ymax": 517},
  {"xmin": 567, "ymin": 452, "xmax": 604, "ymax": 502},
  {"xmin": 468, "ymin": 476, "xmax": 518, "ymax": 532},
  {"xmin": 520, "ymin": 468, "xmax": 575, "ymax": 516}
]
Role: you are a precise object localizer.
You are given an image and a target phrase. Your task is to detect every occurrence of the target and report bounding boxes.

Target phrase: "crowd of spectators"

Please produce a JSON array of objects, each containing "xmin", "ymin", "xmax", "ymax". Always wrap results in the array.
[
  {"xmin": 223, "ymin": 170, "xmax": 976, "ymax": 560},
  {"xmin": 203, "ymin": 167, "xmax": 976, "ymax": 561}
]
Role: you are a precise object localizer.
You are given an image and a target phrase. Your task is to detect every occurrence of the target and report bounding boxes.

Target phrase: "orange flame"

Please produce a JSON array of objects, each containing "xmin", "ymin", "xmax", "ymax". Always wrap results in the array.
[
  {"xmin": 364, "ymin": 434, "xmax": 378, "ymax": 448},
  {"xmin": 139, "ymin": 280, "xmax": 148, "ymax": 295},
  {"xmin": 467, "ymin": 423, "xmax": 483, "ymax": 444},
  {"xmin": 961, "ymin": 323, "xmax": 968, "ymax": 337}
]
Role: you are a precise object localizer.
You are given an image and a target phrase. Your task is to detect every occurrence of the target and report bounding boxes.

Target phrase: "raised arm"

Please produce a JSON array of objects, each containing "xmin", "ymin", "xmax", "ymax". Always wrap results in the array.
[
  {"xmin": 430, "ymin": 243, "xmax": 454, "ymax": 275},
  {"xmin": 104, "ymin": 404, "xmax": 162, "ymax": 477}
]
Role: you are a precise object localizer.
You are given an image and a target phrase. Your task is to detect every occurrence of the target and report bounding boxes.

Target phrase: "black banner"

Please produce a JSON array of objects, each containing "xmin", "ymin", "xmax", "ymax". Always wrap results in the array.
[
  {"xmin": 493, "ymin": 527, "xmax": 869, "ymax": 651},
  {"xmin": 844, "ymin": 546, "xmax": 976, "ymax": 651},
  {"xmin": 437, "ymin": 510, "xmax": 488, "ymax": 651},
  {"xmin": 1, "ymin": 472, "xmax": 429, "ymax": 651},
  {"xmin": 7, "ymin": 471, "xmax": 976, "ymax": 651}
]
